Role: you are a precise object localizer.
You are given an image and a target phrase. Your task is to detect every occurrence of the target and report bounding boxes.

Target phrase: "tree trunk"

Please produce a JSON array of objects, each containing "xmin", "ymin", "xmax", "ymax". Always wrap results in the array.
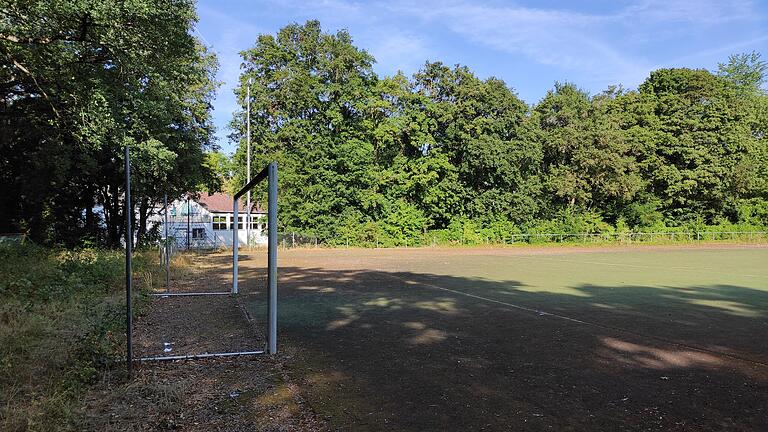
[
  {"xmin": 136, "ymin": 198, "xmax": 150, "ymax": 248},
  {"xmin": 109, "ymin": 182, "xmax": 122, "ymax": 247},
  {"xmin": 84, "ymin": 186, "xmax": 96, "ymax": 242}
]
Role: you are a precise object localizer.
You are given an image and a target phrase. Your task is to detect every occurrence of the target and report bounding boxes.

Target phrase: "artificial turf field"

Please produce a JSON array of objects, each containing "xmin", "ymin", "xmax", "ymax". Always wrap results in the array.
[{"xmin": 239, "ymin": 244, "xmax": 768, "ymax": 431}]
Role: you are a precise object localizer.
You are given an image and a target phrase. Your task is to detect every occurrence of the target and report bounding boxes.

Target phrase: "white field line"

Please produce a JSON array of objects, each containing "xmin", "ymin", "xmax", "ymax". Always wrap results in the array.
[{"xmin": 378, "ymin": 272, "xmax": 768, "ymax": 368}]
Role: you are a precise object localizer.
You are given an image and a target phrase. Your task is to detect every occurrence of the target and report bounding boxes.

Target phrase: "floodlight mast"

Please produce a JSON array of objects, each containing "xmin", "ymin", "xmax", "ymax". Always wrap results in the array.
[{"xmin": 246, "ymin": 78, "xmax": 252, "ymax": 247}]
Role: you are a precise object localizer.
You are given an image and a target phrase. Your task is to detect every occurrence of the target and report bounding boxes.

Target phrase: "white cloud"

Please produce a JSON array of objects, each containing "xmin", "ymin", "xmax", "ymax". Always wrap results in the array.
[
  {"xmin": 197, "ymin": 0, "xmax": 767, "ymax": 150},
  {"xmin": 389, "ymin": 1, "xmax": 644, "ymax": 82},
  {"xmin": 621, "ymin": 0, "xmax": 757, "ymax": 24},
  {"xmin": 368, "ymin": 32, "xmax": 430, "ymax": 75},
  {"xmin": 384, "ymin": 0, "xmax": 764, "ymax": 86},
  {"xmin": 196, "ymin": 4, "xmax": 265, "ymax": 150}
]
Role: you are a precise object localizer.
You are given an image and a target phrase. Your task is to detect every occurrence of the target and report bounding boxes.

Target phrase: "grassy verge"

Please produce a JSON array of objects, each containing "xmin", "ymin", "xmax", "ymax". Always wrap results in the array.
[{"xmin": 0, "ymin": 242, "xmax": 161, "ymax": 431}]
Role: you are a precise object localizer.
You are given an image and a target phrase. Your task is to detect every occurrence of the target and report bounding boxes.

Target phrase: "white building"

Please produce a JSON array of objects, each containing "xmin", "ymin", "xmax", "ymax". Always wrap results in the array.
[{"xmin": 151, "ymin": 192, "xmax": 267, "ymax": 249}]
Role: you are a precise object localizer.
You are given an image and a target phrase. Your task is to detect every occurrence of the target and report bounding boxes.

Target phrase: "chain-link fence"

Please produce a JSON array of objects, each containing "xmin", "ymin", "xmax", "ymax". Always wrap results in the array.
[
  {"xmin": 503, "ymin": 231, "xmax": 768, "ymax": 244},
  {"xmin": 277, "ymin": 232, "xmax": 321, "ymax": 248},
  {"xmin": 274, "ymin": 230, "xmax": 768, "ymax": 249}
]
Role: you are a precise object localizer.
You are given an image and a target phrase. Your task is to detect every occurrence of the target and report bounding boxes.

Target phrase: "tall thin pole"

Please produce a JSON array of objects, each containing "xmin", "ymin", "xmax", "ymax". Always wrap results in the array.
[
  {"xmin": 125, "ymin": 145, "xmax": 133, "ymax": 376},
  {"xmin": 267, "ymin": 162, "xmax": 278, "ymax": 354},
  {"xmin": 246, "ymin": 78, "xmax": 252, "ymax": 247},
  {"xmin": 186, "ymin": 196, "xmax": 190, "ymax": 250},
  {"xmin": 164, "ymin": 193, "xmax": 169, "ymax": 292},
  {"xmin": 232, "ymin": 198, "xmax": 239, "ymax": 294}
]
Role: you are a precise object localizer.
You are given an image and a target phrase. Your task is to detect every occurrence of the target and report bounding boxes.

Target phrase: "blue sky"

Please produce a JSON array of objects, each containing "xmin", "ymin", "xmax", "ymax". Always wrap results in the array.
[{"xmin": 194, "ymin": 0, "xmax": 768, "ymax": 154}]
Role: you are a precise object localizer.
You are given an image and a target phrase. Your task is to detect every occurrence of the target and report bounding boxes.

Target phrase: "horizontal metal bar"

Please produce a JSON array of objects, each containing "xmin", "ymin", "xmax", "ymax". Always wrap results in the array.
[
  {"xmin": 149, "ymin": 292, "xmax": 230, "ymax": 297},
  {"xmin": 136, "ymin": 350, "xmax": 266, "ymax": 362},
  {"xmin": 234, "ymin": 164, "xmax": 270, "ymax": 200}
]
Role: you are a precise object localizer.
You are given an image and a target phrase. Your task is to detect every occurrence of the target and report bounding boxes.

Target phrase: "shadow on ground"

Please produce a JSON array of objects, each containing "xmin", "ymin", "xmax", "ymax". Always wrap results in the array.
[
  {"xmin": 166, "ymin": 251, "xmax": 768, "ymax": 431},
  {"xmin": 254, "ymin": 265, "xmax": 768, "ymax": 432}
]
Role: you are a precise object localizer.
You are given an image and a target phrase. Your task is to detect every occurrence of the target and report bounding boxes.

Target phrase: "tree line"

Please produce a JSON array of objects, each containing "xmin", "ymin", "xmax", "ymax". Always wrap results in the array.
[
  {"xmin": 0, "ymin": 0, "xmax": 220, "ymax": 246},
  {"xmin": 2, "ymin": 9, "xmax": 766, "ymax": 248},
  {"xmin": 230, "ymin": 21, "xmax": 768, "ymax": 245}
]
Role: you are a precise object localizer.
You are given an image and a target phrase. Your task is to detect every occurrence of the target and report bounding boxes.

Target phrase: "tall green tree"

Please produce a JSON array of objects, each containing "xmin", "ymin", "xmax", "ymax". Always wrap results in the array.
[
  {"xmin": 234, "ymin": 21, "xmax": 377, "ymax": 238},
  {"xmin": 0, "ymin": 0, "xmax": 219, "ymax": 246},
  {"xmin": 413, "ymin": 62, "xmax": 541, "ymax": 224},
  {"xmin": 632, "ymin": 68, "xmax": 757, "ymax": 223},
  {"xmin": 534, "ymin": 83, "xmax": 642, "ymax": 219},
  {"xmin": 717, "ymin": 52, "xmax": 768, "ymax": 223},
  {"xmin": 232, "ymin": 22, "xmax": 767, "ymax": 237}
]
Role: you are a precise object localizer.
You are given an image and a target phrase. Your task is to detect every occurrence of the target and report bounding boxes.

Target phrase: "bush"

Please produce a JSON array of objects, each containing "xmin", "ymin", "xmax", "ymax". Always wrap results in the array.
[{"xmin": 0, "ymin": 242, "xmax": 159, "ymax": 431}]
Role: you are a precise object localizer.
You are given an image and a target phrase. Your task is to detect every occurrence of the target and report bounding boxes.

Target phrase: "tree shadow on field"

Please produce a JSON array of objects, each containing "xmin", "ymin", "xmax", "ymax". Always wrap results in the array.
[{"xmin": 245, "ymin": 265, "xmax": 768, "ymax": 432}]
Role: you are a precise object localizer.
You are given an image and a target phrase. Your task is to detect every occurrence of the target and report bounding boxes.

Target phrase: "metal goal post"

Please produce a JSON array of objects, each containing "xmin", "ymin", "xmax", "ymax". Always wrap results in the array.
[{"xmin": 233, "ymin": 161, "xmax": 278, "ymax": 354}]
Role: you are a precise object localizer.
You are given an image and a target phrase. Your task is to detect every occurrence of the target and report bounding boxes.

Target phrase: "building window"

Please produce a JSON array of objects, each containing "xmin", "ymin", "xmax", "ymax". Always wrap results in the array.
[
  {"xmin": 243, "ymin": 217, "xmax": 258, "ymax": 229},
  {"xmin": 237, "ymin": 216, "xmax": 243, "ymax": 230},
  {"xmin": 192, "ymin": 228, "xmax": 206, "ymax": 239},
  {"xmin": 212, "ymin": 216, "xmax": 227, "ymax": 230}
]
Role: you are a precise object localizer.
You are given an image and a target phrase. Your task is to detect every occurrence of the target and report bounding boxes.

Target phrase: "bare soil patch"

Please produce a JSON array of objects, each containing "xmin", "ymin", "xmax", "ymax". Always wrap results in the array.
[
  {"xmin": 257, "ymin": 245, "xmax": 768, "ymax": 431},
  {"xmin": 84, "ymin": 244, "xmax": 768, "ymax": 431},
  {"xmin": 84, "ymin": 252, "xmax": 328, "ymax": 431}
]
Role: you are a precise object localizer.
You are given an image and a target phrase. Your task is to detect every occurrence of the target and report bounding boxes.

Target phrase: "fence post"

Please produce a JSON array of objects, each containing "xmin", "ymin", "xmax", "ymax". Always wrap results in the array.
[
  {"xmin": 233, "ymin": 198, "xmax": 239, "ymax": 294},
  {"xmin": 164, "ymin": 193, "xmax": 169, "ymax": 293},
  {"xmin": 124, "ymin": 144, "xmax": 133, "ymax": 376}
]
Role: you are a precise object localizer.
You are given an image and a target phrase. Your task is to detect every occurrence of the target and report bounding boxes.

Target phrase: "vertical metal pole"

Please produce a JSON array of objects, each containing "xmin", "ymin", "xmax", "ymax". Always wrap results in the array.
[
  {"xmin": 267, "ymin": 162, "xmax": 278, "ymax": 354},
  {"xmin": 164, "ymin": 193, "xmax": 170, "ymax": 292},
  {"xmin": 233, "ymin": 199, "xmax": 239, "ymax": 294},
  {"xmin": 246, "ymin": 80, "xmax": 251, "ymax": 248},
  {"xmin": 124, "ymin": 145, "xmax": 133, "ymax": 376},
  {"xmin": 186, "ymin": 197, "xmax": 190, "ymax": 251}
]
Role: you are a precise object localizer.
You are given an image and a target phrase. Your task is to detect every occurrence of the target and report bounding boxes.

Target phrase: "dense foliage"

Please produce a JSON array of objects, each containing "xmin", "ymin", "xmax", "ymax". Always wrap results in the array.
[
  {"xmin": 232, "ymin": 21, "xmax": 768, "ymax": 244},
  {"xmin": 0, "ymin": 0, "xmax": 219, "ymax": 246},
  {"xmin": 0, "ymin": 242, "xmax": 159, "ymax": 430}
]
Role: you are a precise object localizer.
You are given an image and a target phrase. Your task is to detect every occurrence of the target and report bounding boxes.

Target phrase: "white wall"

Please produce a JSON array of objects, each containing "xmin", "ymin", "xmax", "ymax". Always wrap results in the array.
[{"xmin": 148, "ymin": 199, "xmax": 267, "ymax": 248}]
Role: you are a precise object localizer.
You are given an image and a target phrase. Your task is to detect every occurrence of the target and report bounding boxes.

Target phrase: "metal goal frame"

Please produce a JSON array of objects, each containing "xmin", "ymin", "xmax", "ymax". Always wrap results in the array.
[
  {"xmin": 233, "ymin": 161, "xmax": 278, "ymax": 354},
  {"xmin": 128, "ymin": 162, "xmax": 278, "ymax": 368}
]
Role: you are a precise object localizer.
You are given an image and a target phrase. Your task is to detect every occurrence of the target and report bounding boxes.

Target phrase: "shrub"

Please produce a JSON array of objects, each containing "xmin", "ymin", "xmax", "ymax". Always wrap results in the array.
[{"xmin": 0, "ymin": 242, "xmax": 159, "ymax": 431}]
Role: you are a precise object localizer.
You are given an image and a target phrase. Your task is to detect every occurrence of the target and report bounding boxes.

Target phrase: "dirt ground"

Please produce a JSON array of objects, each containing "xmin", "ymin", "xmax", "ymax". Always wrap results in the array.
[
  {"xmin": 86, "ymin": 244, "xmax": 768, "ymax": 431},
  {"xmin": 84, "ymin": 252, "xmax": 329, "ymax": 431},
  {"xmin": 259, "ymin": 244, "xmax": 768, "ymax": 431}
]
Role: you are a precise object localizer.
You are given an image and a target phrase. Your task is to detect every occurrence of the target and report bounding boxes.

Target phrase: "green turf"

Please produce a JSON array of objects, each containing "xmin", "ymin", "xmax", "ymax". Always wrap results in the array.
[
  {"xmin": 366, "ymin": 247, "xmax": 768, "ymax": 361},
  {"xmin": 411, "ymin": 248, "xmax": 763, "ymax": 298},
  {"xmin": 275, "ymin": 246, "xmax": 768, "ymax": 361}
]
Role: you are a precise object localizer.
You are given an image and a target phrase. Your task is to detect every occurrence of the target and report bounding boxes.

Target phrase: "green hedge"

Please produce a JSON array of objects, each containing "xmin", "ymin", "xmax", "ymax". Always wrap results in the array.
[{"xmin": 303, "ymin": 213, "xmax": 767, "ymax": 248}]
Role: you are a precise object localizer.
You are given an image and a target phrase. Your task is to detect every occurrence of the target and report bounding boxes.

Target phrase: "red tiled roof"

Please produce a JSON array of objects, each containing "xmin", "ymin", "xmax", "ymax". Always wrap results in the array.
[{"xmin": 196, "ymin": 192, "xmax": 265, "ymax": 213}]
